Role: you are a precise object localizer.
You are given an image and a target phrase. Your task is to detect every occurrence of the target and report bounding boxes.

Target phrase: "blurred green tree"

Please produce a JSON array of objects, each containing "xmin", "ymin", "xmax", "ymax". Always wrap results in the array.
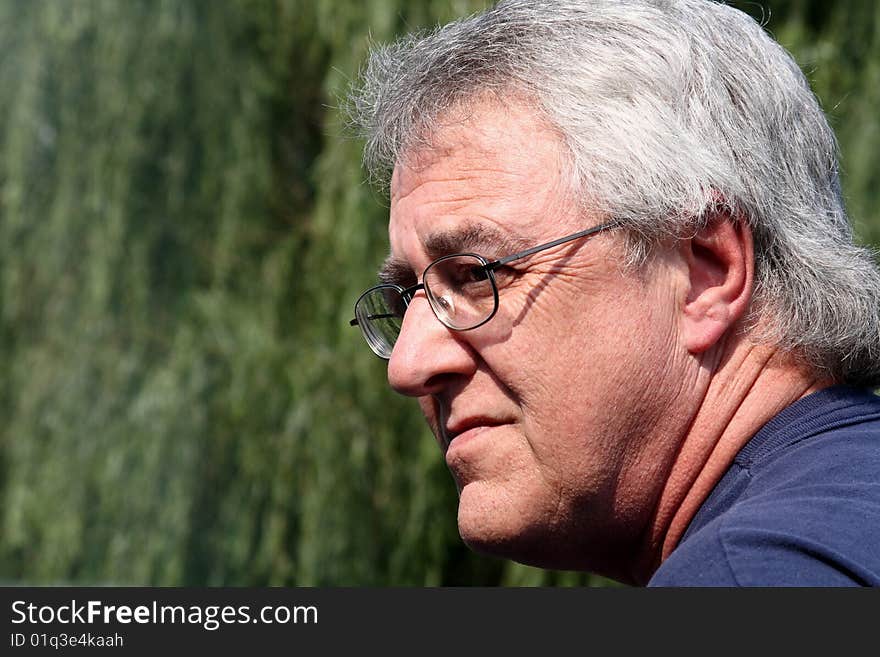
[{"xmin": 0, "ymin": 0, "xmax": 876, "ymax": 586}]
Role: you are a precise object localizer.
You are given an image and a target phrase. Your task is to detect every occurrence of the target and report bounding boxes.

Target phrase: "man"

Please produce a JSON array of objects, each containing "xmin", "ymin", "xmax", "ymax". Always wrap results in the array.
[{"xmin": 347, "ymin": 0, "xmax": 880, "ymax": 585}]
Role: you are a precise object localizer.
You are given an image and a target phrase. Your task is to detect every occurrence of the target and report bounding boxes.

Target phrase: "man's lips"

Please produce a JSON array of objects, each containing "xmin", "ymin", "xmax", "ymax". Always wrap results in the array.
[{"xmin": 444, "ymin": 417, "xmax": 509, "ymax": 447}]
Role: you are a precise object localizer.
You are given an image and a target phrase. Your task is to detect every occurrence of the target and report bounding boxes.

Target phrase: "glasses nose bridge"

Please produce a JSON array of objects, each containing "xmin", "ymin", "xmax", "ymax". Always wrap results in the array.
[
  {"xmin": 390, "ymin": 280, "xmax": 460, "ymax": 363},
  {"xmin": 401, "ymin": 281, "xmax": 456, "ymax": 339},
  {"xmin": 393, "ymin": 281, "xmax": 446, "ymax": 346},
  {"xmin": 400, "ymin": 282, "xmax": 425, "ymax": 306}
]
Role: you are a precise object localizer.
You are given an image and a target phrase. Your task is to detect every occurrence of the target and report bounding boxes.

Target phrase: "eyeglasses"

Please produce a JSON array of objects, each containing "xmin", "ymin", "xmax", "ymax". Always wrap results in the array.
[{"xmin": 350, "ymin": 221, "xmax": 619, "ymax": 359}]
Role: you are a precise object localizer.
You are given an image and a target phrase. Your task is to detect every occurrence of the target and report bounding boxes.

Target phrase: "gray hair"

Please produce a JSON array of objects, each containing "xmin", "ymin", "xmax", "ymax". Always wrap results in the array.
[{"xmin": 348, "ymin": 0, "xmax": 880, "ymax": 386}]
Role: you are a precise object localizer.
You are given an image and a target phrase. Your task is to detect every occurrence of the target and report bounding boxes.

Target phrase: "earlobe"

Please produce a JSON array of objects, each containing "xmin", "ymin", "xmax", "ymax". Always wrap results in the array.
[{"xmin": 680, "ymin": 215, "xmax": 754, "ymax": 354}]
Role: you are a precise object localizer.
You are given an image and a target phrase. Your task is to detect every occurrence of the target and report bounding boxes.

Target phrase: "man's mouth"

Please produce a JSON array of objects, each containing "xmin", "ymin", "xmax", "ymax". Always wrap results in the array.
[{"xmin": 444, "ymin": 417, "xmax": 508, "ymax": 448}]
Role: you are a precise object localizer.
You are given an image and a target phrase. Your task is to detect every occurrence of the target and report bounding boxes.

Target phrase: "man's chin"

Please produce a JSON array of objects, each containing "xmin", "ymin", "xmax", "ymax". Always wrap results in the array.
[
  {"xmin": 455, "ymin": 482, "xmax": 557, "ymax": 566},
  {"xmin": 456, "ymin": 482, "xmax": 628, "ymax": 576}
]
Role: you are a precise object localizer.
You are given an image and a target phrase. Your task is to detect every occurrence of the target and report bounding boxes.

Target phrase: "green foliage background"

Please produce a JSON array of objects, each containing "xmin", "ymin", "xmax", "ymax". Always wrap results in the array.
[{"xmin": 0, "ymin": 0, "xmax": 877, "ymax": 586}]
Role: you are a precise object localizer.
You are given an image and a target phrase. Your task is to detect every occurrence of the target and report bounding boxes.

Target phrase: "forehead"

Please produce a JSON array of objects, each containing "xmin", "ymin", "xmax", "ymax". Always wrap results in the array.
[{"xmin": 388, "ymin": 98, "xmax": 576, "ymax": 262}]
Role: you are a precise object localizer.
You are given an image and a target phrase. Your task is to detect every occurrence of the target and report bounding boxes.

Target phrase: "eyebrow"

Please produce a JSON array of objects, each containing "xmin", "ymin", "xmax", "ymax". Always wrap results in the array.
[
  {"xmin": 377, "ymin": 223, "xmax": 530, "ymax": 285},
  {"xmin": 423, "ymin": 223, "xmax": 528, "ymax": 259},
  {"xmin": 378, "ymin": 257, "xmax": 415, "ymax": 286}
]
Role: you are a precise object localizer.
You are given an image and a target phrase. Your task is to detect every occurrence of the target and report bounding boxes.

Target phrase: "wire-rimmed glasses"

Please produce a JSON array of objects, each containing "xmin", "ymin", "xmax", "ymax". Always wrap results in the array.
[{"xmin": 350, "ymin": 221, "xmax": 618, "ymax": 359}]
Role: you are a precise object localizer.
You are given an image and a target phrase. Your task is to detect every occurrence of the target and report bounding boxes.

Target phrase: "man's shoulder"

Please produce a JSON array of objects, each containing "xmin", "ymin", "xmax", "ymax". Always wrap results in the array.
[
  {"xmin": 649, "ymin": 477, "xmax": 880, "ymax": 586},
  {"xmin": 744, "ymin": 388, "xmax": 880, "ymax": 500},
  {"xmin": 649, "ymin": 389, "xmax": 880, "ymax": 586},
  {"xmin": 738, "ymin": 384, "xmax": 880, "ymax": 472}
]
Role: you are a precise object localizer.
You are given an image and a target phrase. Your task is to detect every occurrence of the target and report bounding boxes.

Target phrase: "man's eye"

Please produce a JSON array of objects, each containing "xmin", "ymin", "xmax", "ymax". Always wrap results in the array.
[
  {"xmin": 452, "ymin": 264, "xmax": 490, "ymax": 287},
  {"xmin": 435, "ymin": 295, "xmax": 453, "ymax": 311}
]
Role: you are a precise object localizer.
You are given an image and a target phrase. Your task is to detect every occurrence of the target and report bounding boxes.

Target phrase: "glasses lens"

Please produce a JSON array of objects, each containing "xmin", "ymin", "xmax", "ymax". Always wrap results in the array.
[
  {"xmin": 355, "ymin": 285, "xmax": 406, "ymax": 358},
  {"xmin": 424, "ymin": 255, "xmax": 496, "ymax": 330}
]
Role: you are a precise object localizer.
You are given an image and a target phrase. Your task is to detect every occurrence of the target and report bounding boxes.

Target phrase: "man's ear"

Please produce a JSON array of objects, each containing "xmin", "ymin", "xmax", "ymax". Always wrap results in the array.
[{"xmin": 680, "ymin": 214, "xmax": 754, "ymax": 354}]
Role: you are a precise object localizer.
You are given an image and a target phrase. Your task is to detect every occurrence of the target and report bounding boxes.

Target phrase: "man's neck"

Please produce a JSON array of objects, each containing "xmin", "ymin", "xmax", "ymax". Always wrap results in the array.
[{"xmin": 632, "ymin": 338, "xmax": 830, "ymax": 584}]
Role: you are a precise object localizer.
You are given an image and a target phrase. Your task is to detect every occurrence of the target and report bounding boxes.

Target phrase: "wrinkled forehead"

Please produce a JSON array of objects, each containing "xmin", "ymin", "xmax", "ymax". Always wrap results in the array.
[
  {"xmin": 390, "ymin": 127, "xmax": 503, "ymax": 206},
  {"xmin": 389, "ymin": 95, "xmax": 571, "ymax": 204},
  {"xmin": 385, "ymin": 97, "xmax": 590, "ymax": 275}
]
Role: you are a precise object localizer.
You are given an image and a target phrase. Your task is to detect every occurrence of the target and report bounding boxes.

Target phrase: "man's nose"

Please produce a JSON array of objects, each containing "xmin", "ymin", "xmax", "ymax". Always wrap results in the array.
[{"xmin": 387, "ymin": 296, "xmax": 476, "ymax": 397}]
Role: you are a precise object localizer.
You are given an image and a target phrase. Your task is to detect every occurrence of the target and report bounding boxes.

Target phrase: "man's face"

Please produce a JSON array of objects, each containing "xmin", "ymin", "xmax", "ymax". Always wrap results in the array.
[{"xmin": 385, "ymin": 99, "xmax": 692, "ymax": 573}]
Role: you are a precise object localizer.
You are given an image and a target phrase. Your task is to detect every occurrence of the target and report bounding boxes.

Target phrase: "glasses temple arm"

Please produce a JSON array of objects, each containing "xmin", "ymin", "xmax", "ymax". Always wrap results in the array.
[
  {"xmin": 350, "ymin": 313, "xmax": 399, "ymax": 327},
  {"xmin": 489, "ymin": 221, "xmax": 619, "ymax": 268}
]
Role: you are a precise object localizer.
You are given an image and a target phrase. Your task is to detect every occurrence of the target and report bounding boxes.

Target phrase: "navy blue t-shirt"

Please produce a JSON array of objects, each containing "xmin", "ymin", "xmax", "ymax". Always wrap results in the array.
[{"xmin": 648, "ymin": 385, "xmax": 880, "ymax": 586}]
